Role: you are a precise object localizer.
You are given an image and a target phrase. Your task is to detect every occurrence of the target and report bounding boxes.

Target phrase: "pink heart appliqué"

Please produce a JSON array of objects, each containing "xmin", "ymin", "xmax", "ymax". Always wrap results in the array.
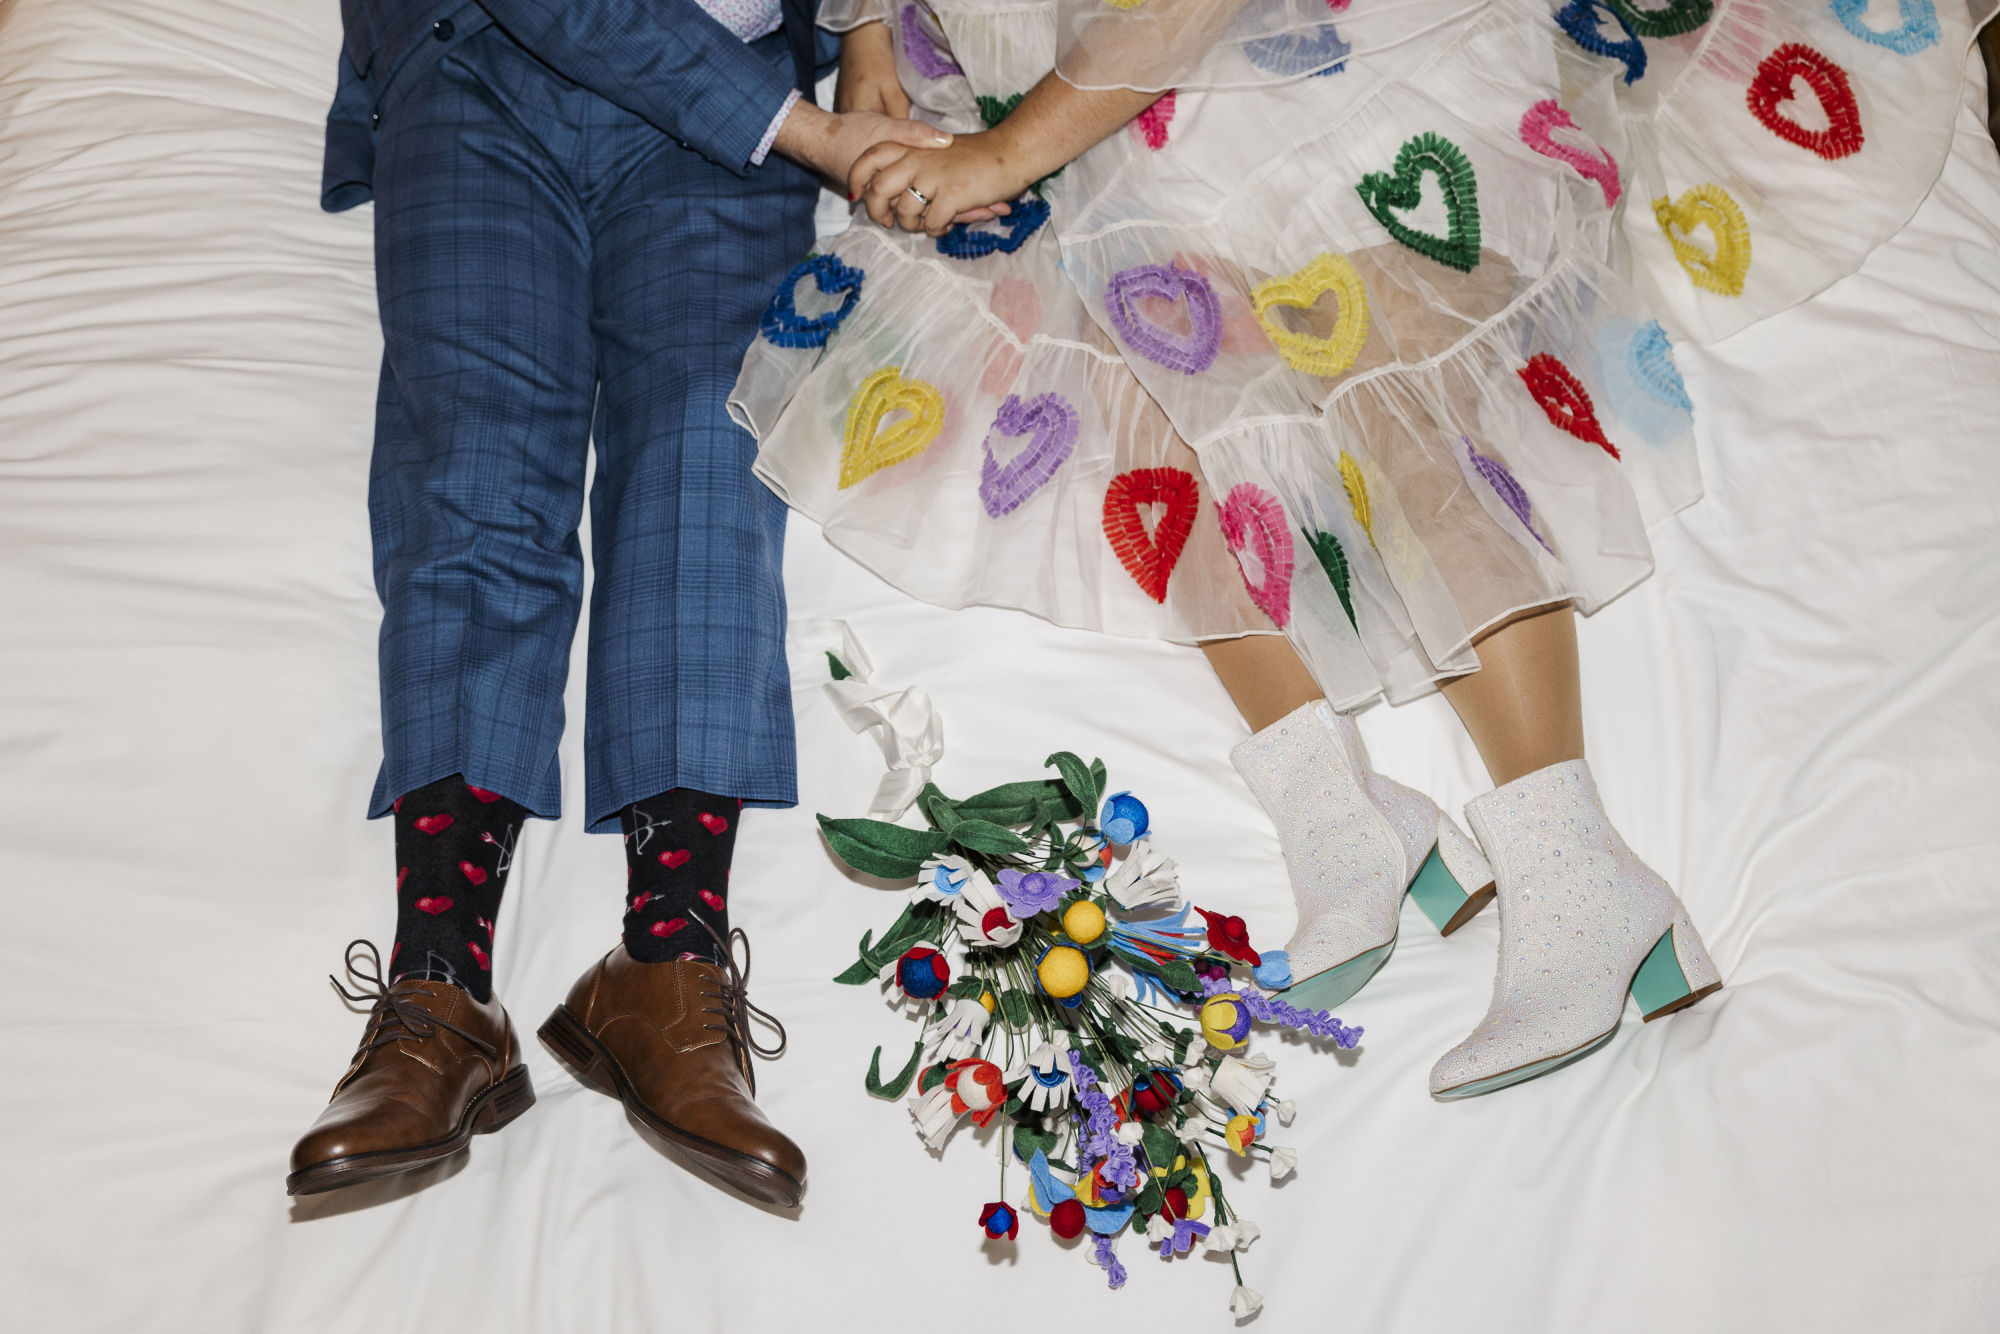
[
  {"xmin": 1518, "ymin": 99, "xmax": 1620, "ymax": 208},
  {"xmin": 1131, "ymin": 92, "xmax": 1176, "ymax": 150},
  {"xmin": 1217, "ymin": 483, "xmax": 1295, "ymax": 627}
]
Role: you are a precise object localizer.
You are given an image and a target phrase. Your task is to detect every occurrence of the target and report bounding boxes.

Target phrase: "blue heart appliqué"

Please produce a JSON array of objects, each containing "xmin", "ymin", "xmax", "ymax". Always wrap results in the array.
[
  {"xmin": 759, "ymin": 254, "xmax": 865, "ymax": 348},
  {"xmin": 1245, "ymin": 23, "xmax": 1351, "ymax": 76},
  {"xmin": 935, "ymin": 197, "xmax": 1051, "ymax": 260},
  {"xmin": 1554, "ymin": 0, "xmax": 1647, "ymax": 83},
  {"xmin": 1627, "ymin": 321, "xmax": 1692, "ymax": 414},
  {"xmin": 1829, "ymin": 0, "xmax": 1938, "ymax": 54}
]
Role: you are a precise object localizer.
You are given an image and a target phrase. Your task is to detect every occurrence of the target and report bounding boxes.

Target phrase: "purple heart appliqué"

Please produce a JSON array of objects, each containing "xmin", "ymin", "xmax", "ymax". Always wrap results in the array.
[
  {"xmin": 1104, "ymin": 264, "xmax": 1223, "ymax": 375},
  {"xmin": 979, "ymin": 393, "xmax": 1079, "ymax": 517}
]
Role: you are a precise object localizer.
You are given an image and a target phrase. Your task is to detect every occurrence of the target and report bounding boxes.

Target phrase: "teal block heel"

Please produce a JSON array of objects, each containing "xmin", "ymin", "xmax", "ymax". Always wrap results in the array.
[
  {"xmin": 1279, "ymin": 938, "xmax": 1396, "ymax": 1012},
  {"xmin": 1631, "ymin": 915, "xmax": 1723, "ymax": 1021},
  {"xmin": 1405, "ymin": 843, "xmax": 1496, "ymax": 936}
]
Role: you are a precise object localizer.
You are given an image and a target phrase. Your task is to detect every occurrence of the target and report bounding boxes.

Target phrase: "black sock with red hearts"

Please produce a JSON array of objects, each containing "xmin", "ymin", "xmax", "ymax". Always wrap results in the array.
[
  {"xmin": 620, "ymin": 788, "xmax": 740, "ymax": 964},
  {"xmin": 389, "ymin": 774, "xmax": 527, "ymax": 1003}
]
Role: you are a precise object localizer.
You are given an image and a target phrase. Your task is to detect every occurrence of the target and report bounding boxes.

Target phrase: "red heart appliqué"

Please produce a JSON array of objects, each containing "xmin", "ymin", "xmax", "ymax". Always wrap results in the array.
[
  {"xmin": 632, "ymin": 892, "xmax": 654, "ymax": 912},
  {"xmin": 415, "ymin": 896, "xmax": 453, "ymax": 915},
  {"xmin": 658, "ymin": 848, "xmax": 692, "ymax": 869},
  {"xmin": 413, "ymin": 813, "xmax": 454, "ymax": 835},
  {"xmin": 697, "ymin": 812, "xmax": 729, "ymax": 835},
  {"xmin": 459, "ymin": 860, "xmax": 488, "ymax": 886},
  {"xmin": 465, "ymin": 784, "xmax": 503, "ymax": 803},
  {"xmin": 466, "ymin": 940, "xmax": 491, "ymax": 969},
  {"xmin": 651, "ymin": 917, "xmax": 688, "ymax": 938},
  {"xmin": 699, "ymin": 889, "xmax": 726, "ymax": 912},
  {"xmin": 1518, "ymin": 353, "xmax": 1619, "ymax": 459},
  {"xmin": 1747, "ymin": 43, "xmax": 1862, "ymax": 162},
  {"xmin": 1102, "ymin": 468, "xmax": 1200, "ymax": 603}
]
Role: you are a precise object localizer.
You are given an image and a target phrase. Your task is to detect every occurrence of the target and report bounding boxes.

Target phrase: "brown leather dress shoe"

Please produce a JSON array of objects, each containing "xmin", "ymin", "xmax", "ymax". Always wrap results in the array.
[
  {"xmin": 539, "ymin": 930, "xmax": 806, "ymax": 1207},
  {"xmin": 287, "ymin": 941, "xmax": 534, "ymax": 1196}
]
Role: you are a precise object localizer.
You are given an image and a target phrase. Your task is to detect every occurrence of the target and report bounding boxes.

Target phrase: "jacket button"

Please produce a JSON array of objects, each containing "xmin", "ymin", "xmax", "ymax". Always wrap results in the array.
[
  {"xmin": 370, "ymin": 109, "xmax": 381, "ymax": 127},
  {"xmin": 433, "ymin": 18, "xmax": 455, "ymax": 39}
]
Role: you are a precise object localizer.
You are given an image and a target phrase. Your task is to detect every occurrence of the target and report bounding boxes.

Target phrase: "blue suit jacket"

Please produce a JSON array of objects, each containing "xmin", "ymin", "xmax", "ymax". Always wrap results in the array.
[{"xmin": 323, "ymin": 0, "xmax": 834, "ymax": 211}]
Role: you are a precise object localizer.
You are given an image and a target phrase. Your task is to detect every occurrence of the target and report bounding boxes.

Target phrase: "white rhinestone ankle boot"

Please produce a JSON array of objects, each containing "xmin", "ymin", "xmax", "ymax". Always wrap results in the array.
[
  {"xmin": 1230, "ymin": 701, "xmax": 1495, "ymax": 1010},
  {"xmin": 1430, "ymin": 759, "xmax": 1723, "ymax": 1099}
]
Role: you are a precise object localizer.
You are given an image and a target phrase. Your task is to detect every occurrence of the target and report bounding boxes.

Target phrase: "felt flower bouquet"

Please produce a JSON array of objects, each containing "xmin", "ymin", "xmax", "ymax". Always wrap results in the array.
[{"xmin": 821, "ymin": 753, "xmax": 1363, "ymax": 1314}]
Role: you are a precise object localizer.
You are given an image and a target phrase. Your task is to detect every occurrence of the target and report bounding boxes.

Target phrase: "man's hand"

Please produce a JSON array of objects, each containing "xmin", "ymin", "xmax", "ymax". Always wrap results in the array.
[
  {"xmin": 834, "ymin": 22, "xmax": 911, "ymax": 119},
  {"xmin": 771, "ymin": 102, "xmax": 950, "ymax": 191}
]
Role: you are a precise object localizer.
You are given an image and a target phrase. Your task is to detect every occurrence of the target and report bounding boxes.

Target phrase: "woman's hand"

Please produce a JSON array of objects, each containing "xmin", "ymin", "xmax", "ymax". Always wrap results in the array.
[
  {"xmin": 849, "ymin": 131, "xmax": 1036, "ymax": 236},
  {"xmin": 834, "ymin": 21, "xmax": 911, "ymax": 119}
]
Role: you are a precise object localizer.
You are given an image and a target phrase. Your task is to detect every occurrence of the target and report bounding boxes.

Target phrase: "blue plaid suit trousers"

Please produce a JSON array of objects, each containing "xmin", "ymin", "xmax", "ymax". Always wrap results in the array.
[{"xmin": 364, "ymin": 22, "xmax": 815, "ymax": 831}]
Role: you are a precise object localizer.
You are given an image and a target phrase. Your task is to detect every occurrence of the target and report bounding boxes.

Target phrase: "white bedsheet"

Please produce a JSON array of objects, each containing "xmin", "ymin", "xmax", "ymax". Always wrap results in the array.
[{"xmin": 4, "ymin": 3, "xmax": 1999, "ymax": 1330}]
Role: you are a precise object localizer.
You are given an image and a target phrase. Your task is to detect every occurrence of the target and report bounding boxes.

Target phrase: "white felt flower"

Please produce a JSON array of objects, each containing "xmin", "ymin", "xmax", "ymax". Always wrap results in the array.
[
  {"xmin": 1267, "ymin": 1146, "xmax": 1297, "ymax": 1181},
  {"xmin": 1210, "ymin": 1054, "xmax": 1275, "ymax": 1113},
  {"xmin": 1004, "ymin": 1031, "xmax": 1073, "ymax": 1113},
  {"xmin": 1204, "ymin": 1224, "xmax": 1237, "ymax": 1254},
  {"xmin": 915, "ymin": 854, "xmax": 990, "ymax": 906},
  {"xmin": 1273, "ymin": 1099, "xmax": 1296, "ymax": 1126},
  {"xmin": 910, "ymin": 1081, "xmax": 960, "ymax": 1150},
  {"xmin": 1229, "ymin": 1286, "xmax": 1264, "ymax": 1318},
  {"xmin": 952, "ymin": 872, "xmax": 1024, "ymax": 948},
  {"xmin": 1146, "ymin": 1212, "xmax": 1176, "ymax": 1243},
  {"xmin": 1231, "ymin": 1219, "xmax": 1262, "ymax": 1250},
  {"xmin": 1103, "ymin": 839, "xmax": 1182, "ymax": 911},
  {"xmin": 925, "ymin": 996, "xmax": 991, "ymax": 1063},
  {"xmin": 1115, "ymin": 1121, "xmax": 1145, "ymax": 1146}
]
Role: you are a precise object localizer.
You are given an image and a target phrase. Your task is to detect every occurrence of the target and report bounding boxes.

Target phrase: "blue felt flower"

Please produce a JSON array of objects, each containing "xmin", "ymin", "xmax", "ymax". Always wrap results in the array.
[
  {"xmin": 1252, "ymin": 950, "xmax": 1294, "ymax": 990},
  {"xmin": 1099, "ymin": 791, "xmax": 1150, "ymax": 845}
]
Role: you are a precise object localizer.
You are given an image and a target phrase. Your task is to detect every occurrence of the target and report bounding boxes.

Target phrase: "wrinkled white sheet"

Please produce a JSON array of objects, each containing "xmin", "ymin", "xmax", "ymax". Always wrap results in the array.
[{"xmin": 3, "ymin": 3, "xmax": 1999, "ymax": 1330}]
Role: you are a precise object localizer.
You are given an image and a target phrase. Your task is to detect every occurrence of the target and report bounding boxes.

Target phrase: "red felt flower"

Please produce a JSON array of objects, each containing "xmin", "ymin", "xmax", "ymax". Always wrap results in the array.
[
  {"xmin": 1194, "ymin": 907, "xmax": 1262, "ymax": 965},
  {"xmin": 1049, "ymin": 1198, "xmax": 1087, "ymax": 1240},
  {"xmin": 978, "ymin": 1201, "xmax": 1020, "ymax": 1240}
]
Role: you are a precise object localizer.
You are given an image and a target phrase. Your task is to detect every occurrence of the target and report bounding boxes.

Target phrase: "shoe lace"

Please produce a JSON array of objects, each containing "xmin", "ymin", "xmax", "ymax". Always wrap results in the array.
[
  {"xmin": 691, "ymin": 919, "xmax": 788, "ymax": 1071},
  {"xmin": 330, "ymin": 939, "xmax": 497, "ymax": 1061}
]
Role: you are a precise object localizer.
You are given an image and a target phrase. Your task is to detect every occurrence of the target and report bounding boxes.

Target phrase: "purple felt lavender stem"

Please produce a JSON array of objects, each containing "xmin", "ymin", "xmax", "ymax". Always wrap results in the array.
[
  {"xmin": 1092, "ymin": 1234, "xmax": 1129, "ymax": 1288},
  {"xmin": 1202, "ymin": 976, "xmax": 1364, "ymax": 1048}
]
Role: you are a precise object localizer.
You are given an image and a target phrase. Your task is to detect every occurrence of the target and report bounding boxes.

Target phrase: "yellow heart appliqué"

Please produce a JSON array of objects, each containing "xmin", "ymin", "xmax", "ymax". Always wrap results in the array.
[
  {"xmin": 1653, "ymin": 184, "xmax": 1751, "ymax": 297},
  {"xmin": 1252, "ymin": 253, "xmax": 1371, "ymax": 377},
  {"xmin": 839, "ymin": 366, "xmax": 946, "ymax": 490},
  {"xmin": 1338, "ymin": 451, "xmax": 1374, "ymax": 545}
]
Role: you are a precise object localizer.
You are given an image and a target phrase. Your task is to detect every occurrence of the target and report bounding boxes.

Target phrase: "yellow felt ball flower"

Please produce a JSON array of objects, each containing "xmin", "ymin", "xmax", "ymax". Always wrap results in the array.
[
  {"xmin": 1037, "ymin": 944, "xmax": 1091, "ymax": 1000},
  {"xmin": 1200, "ymin": 994, "xmax": 1249, "ymax": 1050},
  {"xmin": 1061, "ymin": 899, "xmax": 1107, "ymax": 945},
  {"xmin": 1225, "ymin": 1114, "xmax": 1258, "ymax": 1156}
]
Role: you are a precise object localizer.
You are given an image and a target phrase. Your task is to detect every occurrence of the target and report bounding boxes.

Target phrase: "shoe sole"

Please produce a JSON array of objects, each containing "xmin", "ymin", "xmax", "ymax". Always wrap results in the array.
[
  {"xmin": 1433, "ymin": 927, "xmax": 1723, "ymax": 1100},
  {"xmin": 537, "ymin": 1004, "xmax": 805, "ymax": 1209},
  {"xmin": 1278, "ymin": 843, "xmax": 1496, "ymax": 1011},
  {"xmin": 285, "ymin": 1063, "xmax": 536, "ymax": 1196}
]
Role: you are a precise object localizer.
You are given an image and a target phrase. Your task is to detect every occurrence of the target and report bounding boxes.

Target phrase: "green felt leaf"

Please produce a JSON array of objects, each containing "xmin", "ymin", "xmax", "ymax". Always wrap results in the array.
[
  {"xmin": 917, "ymin": 1062, "xmax": 949, "ymax": 1094},
  {"xmin": 826, "ymin": 651, "xmax": 853, "ymax": 681},
  {"xmin": 864, "ymin": 1041, "xmax": 923, "ymax": 1099},
  {"xmin": 1013, "ymin": 1123, "xmax": 1059, "ymax": 1162},
  {"xmin": 947, "ymin": 976, "xmax": 988, "ymax": 1001},
  {"xmin": 817, "ymin": 814, "xmax": 947, "ymax": 879},
  {"xmin": 950, "ymin": 818, "xmax": 1032, "ymax": 856},
  {"xmin": 925, "ymin": 793, "xmax": 963, "ymax": 835},
  {"xmin": 1172, "ymin": 1027, "xmax": 1196, "ymax": 1064},
  {"xmin": 1157, "ymin": 961, "xmax": 1201, "ymax": 995},
  {"xmin": 999, "ymin": 989, "xmax": 1031, "ymax": 1028},
  {"xmin": 953, "ymin": 779, "xmax": 1060, "ymax": 826},
  {"xmin": 1141, "ymin": 1123, "xmax": 1180, "ymax": 1171},
  {"xmin": 1134, "ymin": 1181, "xmax": 1165, "ymax": 1216},
  {"xmin": 1091, "ymin": 758, "xmax": 1107, "ymax": 800},
  {"xmin": 1045, "ymin": 752, "xmax": 1101, "ymax": 818},
  {"xmin": 832, "ymin": 956, "xmax": 878, "ymax": 985}
]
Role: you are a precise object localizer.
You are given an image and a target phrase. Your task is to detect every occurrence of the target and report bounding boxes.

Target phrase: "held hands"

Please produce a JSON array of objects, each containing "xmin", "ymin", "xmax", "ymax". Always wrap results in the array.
[
  {"xmin": 771, "ymin": 101, "xmax": 953, "ymax": 193},
  {"xmin": 849, "ymin": 132, "xmax": 1032, "ymax": 237}
]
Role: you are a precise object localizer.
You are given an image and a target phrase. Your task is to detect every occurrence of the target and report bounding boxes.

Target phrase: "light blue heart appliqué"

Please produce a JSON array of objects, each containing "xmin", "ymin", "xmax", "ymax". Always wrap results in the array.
[{"xmin": 1829, "ymin": 0, "xmax": 1939, "ymax": 55}]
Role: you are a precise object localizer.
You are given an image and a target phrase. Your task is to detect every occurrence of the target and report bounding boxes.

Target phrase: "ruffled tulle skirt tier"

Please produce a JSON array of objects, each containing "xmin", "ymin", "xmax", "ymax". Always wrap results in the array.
[{"xmin": 733, "ymin": 0, "xmax": 1987, "ymax": 706}]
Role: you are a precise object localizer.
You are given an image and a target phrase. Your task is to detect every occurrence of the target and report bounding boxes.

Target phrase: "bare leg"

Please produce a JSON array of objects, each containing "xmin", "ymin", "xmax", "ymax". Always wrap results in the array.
[
  {"xmin": 1438, "ymin": 604, "xmax": 1583, "ymax": 786},
  {"xmin": 1201, "ymin": 634, "xmax": 1325, "ymax": 733}
]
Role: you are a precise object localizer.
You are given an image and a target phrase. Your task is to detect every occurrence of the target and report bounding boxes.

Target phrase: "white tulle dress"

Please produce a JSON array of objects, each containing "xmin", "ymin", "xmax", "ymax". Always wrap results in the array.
[{"xmin": 731, "ymin": 0, "xmax": 1992, "ymax": 708}]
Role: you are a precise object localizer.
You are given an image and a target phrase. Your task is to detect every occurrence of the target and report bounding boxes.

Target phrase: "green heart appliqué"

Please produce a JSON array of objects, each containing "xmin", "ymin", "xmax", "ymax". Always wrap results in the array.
[
  {"xmin": 1304, "ymin": 528, "xmax": 1357, "ymax": 628},
  {"xmin": 1605, "ymin": 0, "xmax": 1712, "ymax": 37},
  {"xmin": 1355, "ymin": 132, "xmax": 1482, "ymax": 273}
]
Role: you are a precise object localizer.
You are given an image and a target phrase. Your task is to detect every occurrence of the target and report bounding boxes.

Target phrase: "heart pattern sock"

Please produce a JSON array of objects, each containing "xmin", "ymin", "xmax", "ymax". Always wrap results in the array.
[
  {"xmin": 390, "ymin": 775, "xmax": 527, "ymax": 1003},
  {"xmin": 621, "ymin": 788, "xmax": 741, "ymax": 964}
]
